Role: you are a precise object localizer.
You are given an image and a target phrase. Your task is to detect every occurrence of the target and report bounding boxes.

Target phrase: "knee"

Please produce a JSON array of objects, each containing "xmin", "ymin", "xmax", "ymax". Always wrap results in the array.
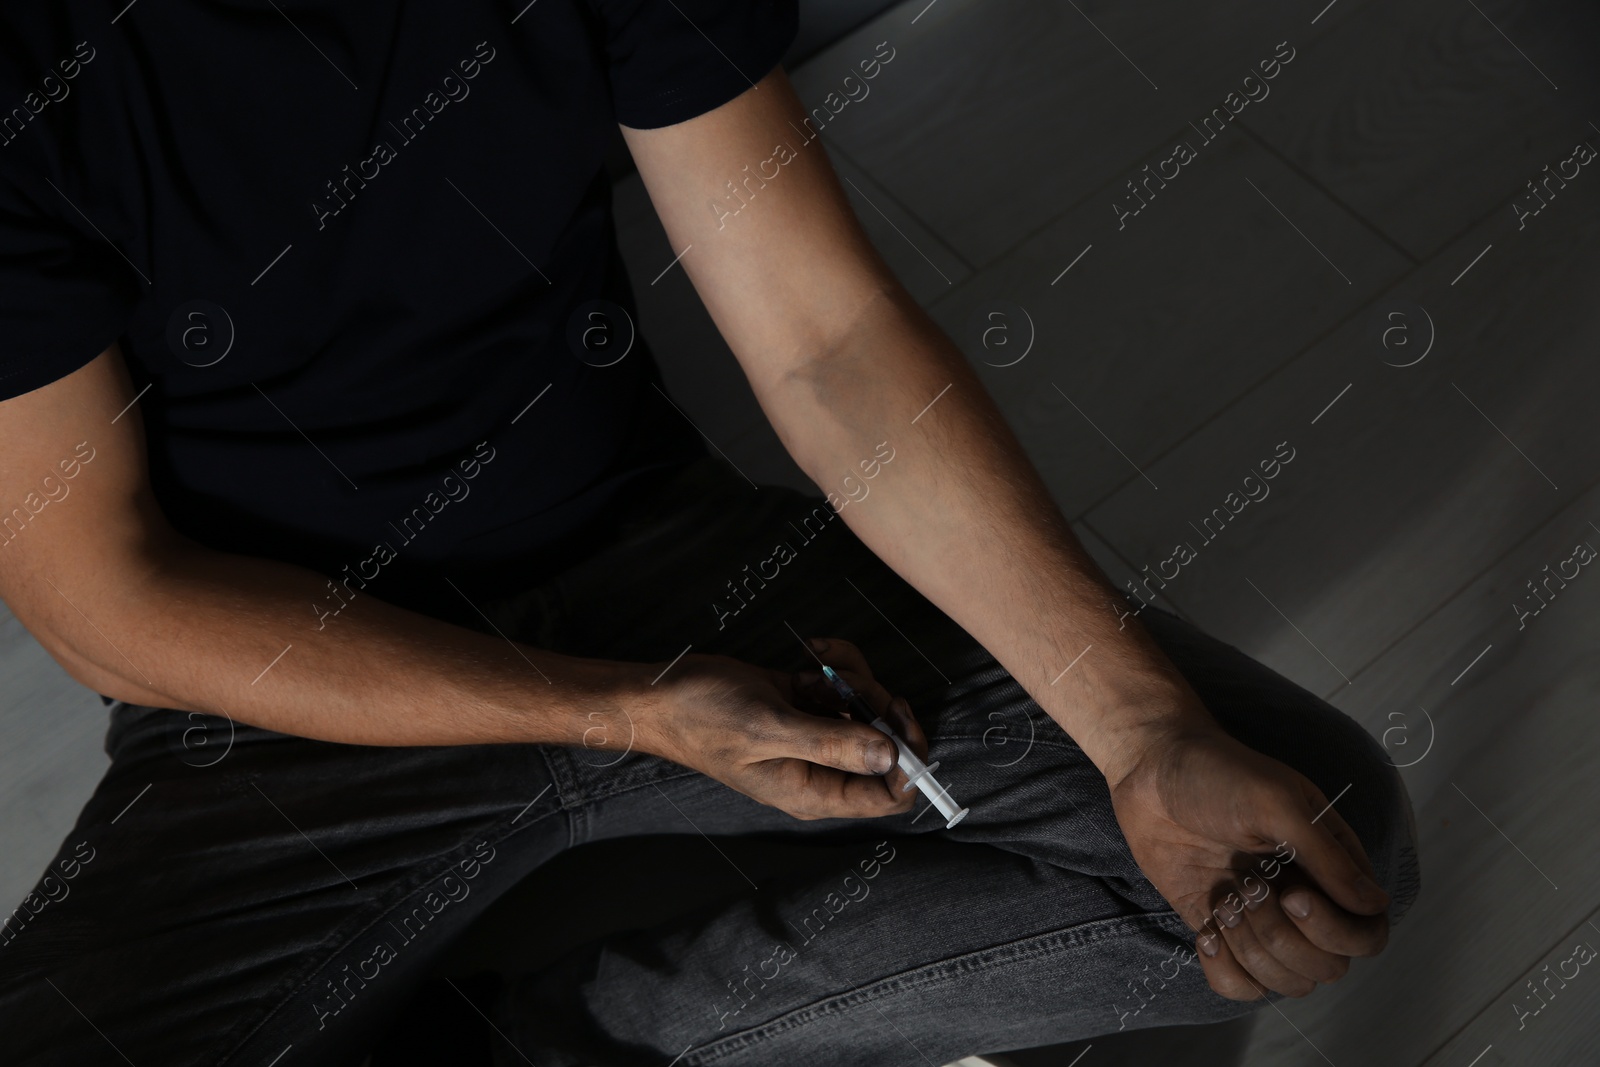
[
  {"xmin": 1138, "ymin": 609, "xmax": 1421, "ymax": 920},
  {"xmin": 1300, "ymin": 708, "xmax": 1422, "ymax": 924}
]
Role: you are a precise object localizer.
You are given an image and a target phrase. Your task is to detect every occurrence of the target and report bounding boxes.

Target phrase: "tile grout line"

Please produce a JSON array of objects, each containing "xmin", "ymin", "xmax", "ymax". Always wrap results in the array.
[
  {"xmin": 1074, "ymin": 515, "xmax": 1200, "ymax": 626},
  {"xmin": 1319, "ymin": 464, "xmax": 1600, "ymax": 703},
  {"xmin": 1077, "ymin": 159, "xmax": 1599, "ymax": 521},
  {"xmin": 1234, "ymin": 119, "xmax": 1423, "ymax": 267},
  {"xmin": 1412, "ymin": 905, "xmax": 1600, "ymax": 1067},
  {"xmin": 1071, "ymin": 242, "xmax": 1417, "ymax": 520},
  {"xmin": 897, "ymin": 0, "xmax": 1396, "ymax": 282},
  {"xmin": 823, "ymin": 138, "xmax": 979, "ymax": 277}
]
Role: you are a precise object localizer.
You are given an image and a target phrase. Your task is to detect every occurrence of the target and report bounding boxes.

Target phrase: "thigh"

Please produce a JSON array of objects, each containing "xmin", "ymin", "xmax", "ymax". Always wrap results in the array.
[
  {"xmin": 490, "ymin": 462, "xmax": 1420, "ymax": 1060},
  {"xmin": 0, "ymin": 702, "xmax": 570, "ymax": 1067},
  {"xmin": 493, "ymin": 833, "xmax": 1246, "ymax": 1067}
]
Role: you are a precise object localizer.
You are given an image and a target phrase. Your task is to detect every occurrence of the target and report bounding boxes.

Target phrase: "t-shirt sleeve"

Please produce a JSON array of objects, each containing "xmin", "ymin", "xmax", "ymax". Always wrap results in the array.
[
  {"xmin": 588, "ymin": 0, "xmax": 798, "ymax": 130},
  {"xmin": 0, "ymin": 172, "xmax": 140, "ymax": 402}
]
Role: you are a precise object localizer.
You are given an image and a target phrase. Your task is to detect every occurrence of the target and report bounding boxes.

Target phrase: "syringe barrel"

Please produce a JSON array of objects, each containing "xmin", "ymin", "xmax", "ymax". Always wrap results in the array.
[{"xmin": 872, "ymin": 719, "xmax": 970, "ymax": 828}]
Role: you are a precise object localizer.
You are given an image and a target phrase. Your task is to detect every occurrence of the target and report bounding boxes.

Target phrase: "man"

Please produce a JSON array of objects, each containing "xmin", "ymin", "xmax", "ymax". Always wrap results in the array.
[{"xmin": 0, "ymin": 2, "xmax": 1417, "ymax": 1064}]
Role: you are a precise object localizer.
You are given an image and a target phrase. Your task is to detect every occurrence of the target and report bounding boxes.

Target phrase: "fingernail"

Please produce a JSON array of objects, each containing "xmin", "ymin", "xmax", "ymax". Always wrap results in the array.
[
  {"xmin": 1282, "ymin": 891, "xmax": 1312, "ymax": 919},
  {"xmin": 1355, "ymin": 875, "xmax": 1388, "ymax": 903},
  {"xmin": 795, "ymin": 670, "xmax": 821, "ymax": 686},
  {"xmin": 809, "ymin": 637, "xmax": 830, "ymax": 652},
  {"xmin": 1198, "ymin": 933, "xmax": 1219, "ymax": 957},
  {"xmin": 867, "ymin": 739, "xmax": 894, "ymax": 775}
]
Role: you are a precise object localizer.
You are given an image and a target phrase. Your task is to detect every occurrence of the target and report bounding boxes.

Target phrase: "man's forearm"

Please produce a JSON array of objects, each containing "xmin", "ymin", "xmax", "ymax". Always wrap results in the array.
[
  {"xmin": 38, "ymin": 539, "xmax": 652, "ymax": 748},
  {"xmin": 771, "ymin": 286, "xmax": 1219, "ymax": 785}
]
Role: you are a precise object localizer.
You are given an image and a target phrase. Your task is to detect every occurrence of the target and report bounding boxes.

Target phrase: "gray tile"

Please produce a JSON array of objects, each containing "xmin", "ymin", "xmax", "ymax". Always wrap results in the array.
[
  {"xmin": 921, "ymin": 129, "xmax": 1409, "ymax": 519},
  {"xmin": 1085, "ymin": 171, "xmax": 1600, "ymax": 695},
  {"xmin": 789, "ymin": 0, "xmax": 1373, "ymax": 266},
  {"xmin": 1237, "ymin": 500, "xmax": 1600, "ymax": 1066},
  {"xmin": 1325, "ymin": 481, "xmax": 1600, "ymax": 787},
  {"xmin": 1243, "ymin": 0, "xmax": 1600, "ymax": 259},
  {"xmin": 826, "ymin": 146, "xmax": 972, "ymax": 305},
  {"xmin": 0, "ymin": 603, "xmax": 110, "ymax": 911},
  {"xmin": 1421, "ymin": 906, "xmax": 1600, "ymax": 1066}
]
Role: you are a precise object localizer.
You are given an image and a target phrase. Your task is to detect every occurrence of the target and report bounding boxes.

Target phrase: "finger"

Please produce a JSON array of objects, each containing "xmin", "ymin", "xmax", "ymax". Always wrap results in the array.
[
  {"xmin": 1211, "ymin": 887, "xmax": 1318, "ymax": 997},
  {"xmin": 1314, "ymin": 795, "xmax": 1380, "ymax": 881},
  {"xmin": 759, "ymin": 757, "xmax": 913, "ymax": 820},
  {"xmin": 803, "ymin": 657, "xmax": 892, "ymax": 719},
  {"xmin": 884, "ymin": 695, "xmax": 929, "ymax": 762},
  {"xmin": 785, "ymin": 670, "xmax": 926, "ymax": 798},
  {"xmin": 768, "ymin": 705, "xmax": 899, "ymax": 779},
  {"xmin": 1266, "ymin": 782, "xmax": 1390, "ymax": 917},
  {"xmin": 806, "ymin": 636, "xmax": 873, "ymax": 680},
  {"xmin": 1238, "ymin": 877, "xmax": 1351, "ymax": 986},
  {"xmin": 1193, "ymin": 919, "xmax": 1267, "ymax": 1002},
  {"xmin": 793, "ymin": 667, "xmax": 913, "ymax": 741},
  {"xmin": 788, "ymin": 668, "xmax": 849, "ymax": 715},
  {"xmin": 1278, "ymin": 880, "xmax": 1389, "ymax": 958}
]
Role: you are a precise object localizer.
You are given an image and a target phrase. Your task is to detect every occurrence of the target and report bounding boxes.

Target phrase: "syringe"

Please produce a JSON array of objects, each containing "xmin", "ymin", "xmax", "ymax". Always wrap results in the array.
[{"xmin": 820, "ymin": 664, "xmax": 970, "ymax": 829}]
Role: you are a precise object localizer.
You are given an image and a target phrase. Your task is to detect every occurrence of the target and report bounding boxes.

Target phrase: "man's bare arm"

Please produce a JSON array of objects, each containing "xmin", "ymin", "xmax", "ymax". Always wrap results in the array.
[
  {"xmin": 621, "ymin": 70, "xmax": 1203, "ymax": 789},
  {"xmin": 0, "ymin": 346, "xmax": 642, "ymax": 747},
  {"xmin": 0, "ymin": 345, "xmax": 915, "ymax": 817},
  {"xmin": 624, "ymin": 67, "xmax": 1392, "ymax": 999}
]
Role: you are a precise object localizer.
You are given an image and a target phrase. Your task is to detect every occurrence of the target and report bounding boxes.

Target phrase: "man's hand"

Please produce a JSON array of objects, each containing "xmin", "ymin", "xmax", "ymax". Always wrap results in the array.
[
  {"xmin": 1108, "ymin": 724, "xmax": 1392, "ymax": 1000},
  {"xmin": 635, "ymin": 637, "xmax": 927, "ymax": 821}
]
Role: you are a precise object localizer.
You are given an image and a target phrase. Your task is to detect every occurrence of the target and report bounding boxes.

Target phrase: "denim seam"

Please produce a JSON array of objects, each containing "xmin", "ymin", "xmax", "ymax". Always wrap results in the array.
[
  {"xmin": 538, "ymin": 746, "xmax": 580, "ymax": 850},
  {"xmin": 928, "ymin": 733, "xmax": 1082, "ymax": 750},
  {"xmin": 209, "ymin": 794, "xmax": 567, "ymax": 1067},
  {"xmin": 686, "ymin": 909, "xmax": 1193, "ymax": 1064}
]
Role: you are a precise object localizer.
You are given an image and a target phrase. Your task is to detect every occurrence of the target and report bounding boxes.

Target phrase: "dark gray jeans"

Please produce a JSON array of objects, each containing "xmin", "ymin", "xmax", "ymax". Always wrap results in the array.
[{"xmin": 0, "ymin": 455, "xmax": 1419, "ymax": 1066}]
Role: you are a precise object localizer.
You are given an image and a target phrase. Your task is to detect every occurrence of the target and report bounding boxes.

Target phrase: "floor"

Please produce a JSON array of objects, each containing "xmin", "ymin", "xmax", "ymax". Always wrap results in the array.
[{"xmin": 5, "ymin": 0, "xmax": 1599, "ymax": 1064}]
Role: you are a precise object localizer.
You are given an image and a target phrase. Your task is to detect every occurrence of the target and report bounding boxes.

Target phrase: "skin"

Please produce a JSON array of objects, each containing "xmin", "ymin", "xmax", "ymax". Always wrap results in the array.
[{"xmin": 0, "ymin": 67, "xmax": 1388, "ymax": 1003}]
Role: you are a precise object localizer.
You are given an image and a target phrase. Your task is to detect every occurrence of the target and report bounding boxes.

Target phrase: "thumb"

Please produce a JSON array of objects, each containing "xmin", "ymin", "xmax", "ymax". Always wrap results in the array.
[
  {"xmin": 777, "ymin": 710, "xmax": 899, "ymax": 778},
  {"xmin": 1266, "ymin": 784, "xmax": 1390, "ymax": 917}
]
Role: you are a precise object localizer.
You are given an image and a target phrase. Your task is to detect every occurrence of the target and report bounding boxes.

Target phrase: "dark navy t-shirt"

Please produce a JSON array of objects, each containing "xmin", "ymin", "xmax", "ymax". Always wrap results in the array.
[{"xmin": 0, "ymin": 0, "xmax": 795, "ymax": 608}]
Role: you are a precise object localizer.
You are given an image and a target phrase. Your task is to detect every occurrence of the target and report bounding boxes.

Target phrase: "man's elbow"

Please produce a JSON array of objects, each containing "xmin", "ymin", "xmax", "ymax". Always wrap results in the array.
[{"xmin": 29, "ymin": 613, "xmax": 170, "ymax": 709}]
